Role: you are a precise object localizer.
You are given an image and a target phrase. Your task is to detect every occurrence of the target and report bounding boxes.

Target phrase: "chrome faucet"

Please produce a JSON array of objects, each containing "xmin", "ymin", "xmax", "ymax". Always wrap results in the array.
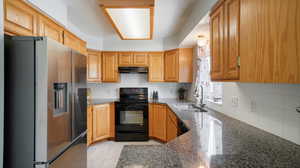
[
  {"xmin": 194, "ymin": 85, "xmax": 205, "ymax": 108},
  {"xmin": 199, "ymin": 85, "xmax": 205, "ymax": 108}
]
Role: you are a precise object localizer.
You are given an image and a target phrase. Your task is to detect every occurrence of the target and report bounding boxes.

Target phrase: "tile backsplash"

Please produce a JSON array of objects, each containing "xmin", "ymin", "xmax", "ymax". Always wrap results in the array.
[
  {"xmin": 88, "ymin": 74, "xmax": 191, "ymax": 99},
  {"xmin": 206, "ymin": 83, "xmax": 300, "ymax": 145}
]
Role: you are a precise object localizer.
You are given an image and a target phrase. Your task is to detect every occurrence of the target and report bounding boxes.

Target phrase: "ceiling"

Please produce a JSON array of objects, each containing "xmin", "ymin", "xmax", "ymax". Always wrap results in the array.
[
  {"xmin": 62, "ymin": 0, "xmax": 198, "ymax": 40},
  {"xmin": 180, "ymin": 14, "xmax": 210, "ymax": 48}
]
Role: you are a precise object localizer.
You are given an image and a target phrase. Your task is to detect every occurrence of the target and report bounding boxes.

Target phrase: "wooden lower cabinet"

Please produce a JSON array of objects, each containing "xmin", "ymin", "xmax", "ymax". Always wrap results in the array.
[
  {"xmin": 87, "ymin": 105, "xmax": 93, "ymax": 146},
  {"xmin": 88, "ymin": 103, "xmax": 115, "ymax": 145},
  {"xmin": 149, "ymin": 103, "xmax": 167, "ymax": 142},
  {"xmin": 149, "ymin": 103, "xmax": 180, "ymax": 142},
  {"xmin": 166, "ymin": 107, "xmax": 178, "ymax": 142}
]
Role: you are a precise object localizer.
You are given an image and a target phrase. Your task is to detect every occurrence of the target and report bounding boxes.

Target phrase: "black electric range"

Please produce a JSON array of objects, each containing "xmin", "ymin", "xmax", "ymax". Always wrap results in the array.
[{"xmin": 115, "ymin": 88, "xmax": 149, "ymax": 141}]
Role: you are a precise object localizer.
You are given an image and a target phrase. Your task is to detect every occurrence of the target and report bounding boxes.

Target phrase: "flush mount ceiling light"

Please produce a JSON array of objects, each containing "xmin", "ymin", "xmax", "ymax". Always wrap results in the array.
[{"xmin": 102, "ymin": 6, "xmax": 154, "ymax": 40}]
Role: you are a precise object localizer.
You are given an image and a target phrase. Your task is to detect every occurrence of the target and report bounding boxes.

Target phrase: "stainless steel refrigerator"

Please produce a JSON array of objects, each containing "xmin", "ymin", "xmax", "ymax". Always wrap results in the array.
[{"xmin": 4, "ymin": 36, "xmax": 87, "ymax": 168}]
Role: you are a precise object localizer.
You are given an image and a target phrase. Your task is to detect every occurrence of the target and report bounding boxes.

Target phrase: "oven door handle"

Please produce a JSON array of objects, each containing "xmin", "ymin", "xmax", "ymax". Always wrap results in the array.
[{"xmin": 117, "ymin": 104, "xmax": 147, "ymax": 109}]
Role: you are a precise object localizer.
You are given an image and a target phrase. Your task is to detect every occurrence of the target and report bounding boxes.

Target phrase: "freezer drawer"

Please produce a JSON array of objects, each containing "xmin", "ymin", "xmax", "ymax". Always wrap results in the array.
[{"xmin": 48, "ymin": 132, "xmax": 87, "ymax": 168}]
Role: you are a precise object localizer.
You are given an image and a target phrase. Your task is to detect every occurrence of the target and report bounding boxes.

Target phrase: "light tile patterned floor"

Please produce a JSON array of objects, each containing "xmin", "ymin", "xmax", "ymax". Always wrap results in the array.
[{"xmin": 87, "ymin": 140, "xmax": 161, "ymax": 168}]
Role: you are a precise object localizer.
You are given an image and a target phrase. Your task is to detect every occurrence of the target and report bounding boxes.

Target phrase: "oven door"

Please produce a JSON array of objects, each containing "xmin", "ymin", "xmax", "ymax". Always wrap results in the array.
[{"xmin": 115, "ymin": 103, "xmax": 149, "ymax": 141}]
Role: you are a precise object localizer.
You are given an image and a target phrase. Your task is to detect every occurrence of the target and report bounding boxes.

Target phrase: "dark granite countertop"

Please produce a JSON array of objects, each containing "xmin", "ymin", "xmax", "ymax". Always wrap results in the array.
[
  {"xmin": 88, "ymin": 98, "xmax": 119, "ymax": 105},
  {"xmin": 90, "ymin": 98, "xmax": 300, "ymax": 168}
]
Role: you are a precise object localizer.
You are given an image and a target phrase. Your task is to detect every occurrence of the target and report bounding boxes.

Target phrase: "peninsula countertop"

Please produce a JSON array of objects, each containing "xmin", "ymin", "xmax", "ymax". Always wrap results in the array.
[{"xmin": 90, "ymin": 98, "xmax": 300, "ymax": 168}]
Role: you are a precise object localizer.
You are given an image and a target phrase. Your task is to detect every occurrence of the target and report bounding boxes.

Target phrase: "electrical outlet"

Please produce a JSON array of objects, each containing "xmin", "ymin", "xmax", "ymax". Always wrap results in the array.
[
  {"xmin": 251, "ymin": 100, "xmax": 257, "ymax": 113},
  {"xmin": 232, "ymin": 96, "xmax": 239, "ymax": 108}
]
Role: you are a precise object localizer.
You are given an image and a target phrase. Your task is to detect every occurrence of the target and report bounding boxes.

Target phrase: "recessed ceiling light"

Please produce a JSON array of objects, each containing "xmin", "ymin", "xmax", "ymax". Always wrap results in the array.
[{"xmin": 102, "ymin": 6, "xmax": 154, "ymax": 40}]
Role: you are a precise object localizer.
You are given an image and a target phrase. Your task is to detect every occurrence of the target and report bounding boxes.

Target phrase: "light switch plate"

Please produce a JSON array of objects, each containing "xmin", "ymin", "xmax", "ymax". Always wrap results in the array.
[
  {"xmin": 251, "ymin": 100, "xmax": 257, "ymax": 113},
  {"xmin": 232, "ymin": 96, "xmax": 239, "ymax": 108}
]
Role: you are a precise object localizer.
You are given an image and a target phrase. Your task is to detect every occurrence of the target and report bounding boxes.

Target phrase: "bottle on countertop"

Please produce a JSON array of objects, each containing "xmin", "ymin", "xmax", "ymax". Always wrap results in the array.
[{"xmin": 152, "ymin": 90, "xmax": 159, "ymax": 102}]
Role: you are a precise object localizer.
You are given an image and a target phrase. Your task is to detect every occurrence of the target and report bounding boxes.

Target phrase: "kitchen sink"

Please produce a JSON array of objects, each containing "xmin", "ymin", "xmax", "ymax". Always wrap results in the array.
[{"xmin": 173, "ymin": 103, "xmax": 207, "ymax": 113}]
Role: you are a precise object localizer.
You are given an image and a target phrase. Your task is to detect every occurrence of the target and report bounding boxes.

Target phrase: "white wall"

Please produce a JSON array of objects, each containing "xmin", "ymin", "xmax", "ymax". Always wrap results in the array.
[
  {"xmin": 26, "ymin": 0, "xmax": 103, "ymax": 50},
  {"xmin": 89, "ymin": 74, "xmax": 190, "ymax": 99},
  {"xmin": 0, "ymin": 0, "xmax": 4, "ymax": 166},
  {"xmin": 163, "ymin": 36, "xmax": 180, "ymax": 50},
  {"xmin": 177, "ymin": 0, "xmax": 217, "ymax": 45},
  {"xmin": 26, "ymin": 0, "xmax": 68, "ymax": 26},
  {"xmin": 67, "ymin": 22, "xmax": 103, "ymax": 50},
  {"xmin": 206, "ymin": 83, "xmax": 300, "ymax": 145}
]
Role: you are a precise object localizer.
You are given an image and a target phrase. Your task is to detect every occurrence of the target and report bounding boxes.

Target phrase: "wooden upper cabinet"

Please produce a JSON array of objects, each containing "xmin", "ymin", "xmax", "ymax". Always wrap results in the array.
[
  {"xmin": 224, "ymin": 0, "xmax": 240, "ymax": 80},
  {"xmin": 63, "ymin": 30, "xmax": 87, "ymax": 55},
  {"xmin": 240, "ymin": 0, "xmax": 300, "ymax": 83},
  {"xmin": 210, "ymin": 2, "xmax": 225, "ymax": 81},
  {"xmin": 87, "ymin": 49, "xmax": 101, "ymax": 83},
  {"xmin": 165, "ymin": 48, "xmax": 193, "ymax": 83},
  {"xmin": 118, "ymin": 52, "xmax": 148, "ymax": 67},
  {"xmin": 210, "ymin": 0, "xmax": 300, "ymax": 83},
  {"xmin": 92, "ymin": 104, "xmax": 111, "ymax": 142},
  {"xmin": 4, "ymin": 0, "xmax": 87, "ymax": 55},
  {"xmin": 118, "ymin": 52, "xmax": 133, "ymax": 67},
  {"xmin": 148, "ymin": 52, "xmax": 164, "ymax": 82},
  {"xmin": 102, "ymin": 52, "xmax": 119, "ymax": 82},
  {"xmin": 4, "ymin": 0, "xmax": 38, "ymax": 36},
  {"xmin": 165, "ymin": 49, "xmax": 179, "ymax": 82},
  {"xmin": 133, "ymin": 52, "xmax": 148, "ymax": 67},
  {"xmin": 38, "ymin": 15, "xmax": 64, "ymax": 43},
  {"xmin": 149, "ymin": 104, "xmax": 167, "ymax": 142}
]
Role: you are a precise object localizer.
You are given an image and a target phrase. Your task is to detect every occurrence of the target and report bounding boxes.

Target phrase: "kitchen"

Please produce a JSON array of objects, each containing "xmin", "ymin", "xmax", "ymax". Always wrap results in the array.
[{"xmin": 1, "ymin": 0, "xmax": 300, "ymax": 168}]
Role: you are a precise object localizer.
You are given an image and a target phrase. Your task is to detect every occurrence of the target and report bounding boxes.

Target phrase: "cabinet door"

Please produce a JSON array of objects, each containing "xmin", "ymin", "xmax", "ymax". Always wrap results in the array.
[
  {"xmin": 166, "ymin": 108, "xmax": 178, "ymax": 142},
  {"xmin": 92, "ymin": 104, "xmax": 110, "ymax": 142},
  {"xmin": 240, "ymin": 0, "xmax": 300, "ymax": 83},
  {"xmin": 224, "ymin": 0, "xmax": 240, "ymax": 80},
  {"xmin": 119, "ymin": 52, "xmax": 133, "ymax": 67},
  {"xmin": 87, "ymin": 50, "xmax": 101, "ymax": 82},
  {"xmin": 109, "ymin": 103, "xmax": 115, "ymax": 138},
  {"xmin": 133, "ymin": 52, "xmax": 148, "ymax": 66},
  {"xmin": 210, "ymin": 4, "xmax": 225, "ymax": 80},
  {"xmin": 63, "ymin": 31, "xmax": 78, "ymax": 51},
  {"xmin": 164, "ymin": 50, "xmax": 179, "ymax": 82},
  {"xmin": 38, "ymin": 15, "xmax": 64, "ymax": 43},
  {"xmin": 149, "ymin": 104, "xmax": 167, "ymax": 141},
  {"xmin": 4, "ymin": 0, "xmax": 38, "ymax": 36},
  {"xmin": 63, "ymin": 30, "xmax": 87, "ymax": 55},
  {"xmin": 178, "ymin": 48, "xmax": 194, "ymax": 83},
  {"xmin": 148, "ymin": 52, "xmax": 164, "ymax": 82},
  {"xmin": 102, "ymin": 52, "xmax": 119, "ymax": 82},
  {"xmin": 87, "ymin": 106, "xmax": 93, "ymax": 146}
]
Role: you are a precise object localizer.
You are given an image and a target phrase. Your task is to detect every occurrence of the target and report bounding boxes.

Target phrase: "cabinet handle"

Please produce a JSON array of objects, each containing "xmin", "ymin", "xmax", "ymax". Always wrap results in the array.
[{"xmin": 237, "ymin": 56, "xmax": 241, "ymax": 67}]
